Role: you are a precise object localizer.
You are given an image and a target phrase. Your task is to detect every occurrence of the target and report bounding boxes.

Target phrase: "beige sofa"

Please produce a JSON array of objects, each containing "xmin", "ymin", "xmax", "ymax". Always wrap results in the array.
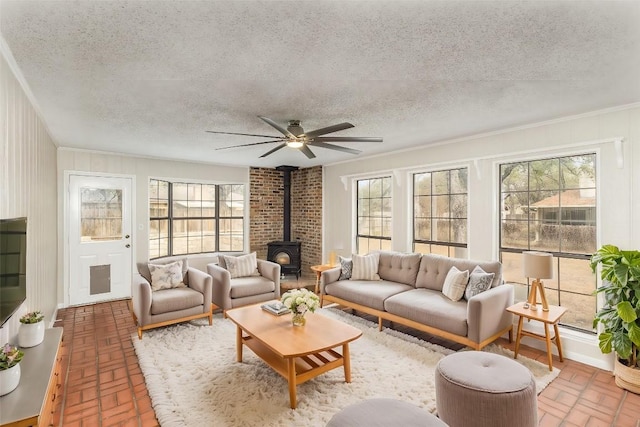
[{"xmin": 321, "ymin": 251, "xmax": 514, "ymax": 350}]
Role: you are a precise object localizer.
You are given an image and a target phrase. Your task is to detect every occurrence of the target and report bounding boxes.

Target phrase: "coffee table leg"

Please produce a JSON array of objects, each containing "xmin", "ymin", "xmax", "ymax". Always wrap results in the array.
[
  {"xmin": 288, "ymin": 358, "xmax": 297, "ymax": 409},
  {"xmin": 236, "ymin": 326, "xmax": 243, "ymax": 362},
  {"xmin": 343, "ymin": 343, "xmax": 352, "ymax": 383}
]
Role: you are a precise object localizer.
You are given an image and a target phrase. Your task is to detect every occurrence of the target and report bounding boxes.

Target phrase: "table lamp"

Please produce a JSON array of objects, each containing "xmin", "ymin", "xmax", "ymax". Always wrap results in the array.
[{"xmin": 522, "ymin": 251, "xmax": 553, "ymax": 311}]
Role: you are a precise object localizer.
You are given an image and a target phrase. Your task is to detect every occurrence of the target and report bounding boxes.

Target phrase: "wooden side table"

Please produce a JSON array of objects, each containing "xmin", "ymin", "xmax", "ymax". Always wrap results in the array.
[
  {"xmin": 310, "ymin": 264, "xmax": 335, "ymax": 294},
  {"xmin": 506, "ymin": 302, "xmax": 567, "ymax": 371}
]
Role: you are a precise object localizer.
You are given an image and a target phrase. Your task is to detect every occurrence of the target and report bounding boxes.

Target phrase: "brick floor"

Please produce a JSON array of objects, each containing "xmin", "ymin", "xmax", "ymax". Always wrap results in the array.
[{"xmin": 51, "ymin": 282, "xmax": 640, "ymax": 426}]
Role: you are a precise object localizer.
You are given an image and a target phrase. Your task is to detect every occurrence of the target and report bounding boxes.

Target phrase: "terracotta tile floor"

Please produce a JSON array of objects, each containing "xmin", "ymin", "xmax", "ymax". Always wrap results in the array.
[{"xmin": 52, "ymin": 289, "xmax": 640, "ymax": 426}]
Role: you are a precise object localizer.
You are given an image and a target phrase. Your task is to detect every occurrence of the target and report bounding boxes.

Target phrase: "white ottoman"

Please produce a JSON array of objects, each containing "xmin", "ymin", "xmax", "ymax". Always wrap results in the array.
[
  {"xmin": 326, "ymin": 398, "xmax": 448, "ymax": 427},
  {"xmin": 435, "ymin": 351, "xmax": 537, "ymax": 427}
]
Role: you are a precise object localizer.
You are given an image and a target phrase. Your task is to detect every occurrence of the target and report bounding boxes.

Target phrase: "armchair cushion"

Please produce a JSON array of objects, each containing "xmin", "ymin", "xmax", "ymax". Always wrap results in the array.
[
  {"xmin": 222, "ymin": 252, "xmax": 260, "ymax": 278},
  {"xmin": 229, "ymin": 275, "xmax": 277, "ymax": 298},
  {"xmin": 150, "ymin": 287, "xmax": 204, "ymax": 315},
  {"xmin": 148, "ymin": 260, "xmax": 186, "ymax": 291},
  {"xmin": 138, "ymin": 257, "xmax": 188, "ymax": 284}
]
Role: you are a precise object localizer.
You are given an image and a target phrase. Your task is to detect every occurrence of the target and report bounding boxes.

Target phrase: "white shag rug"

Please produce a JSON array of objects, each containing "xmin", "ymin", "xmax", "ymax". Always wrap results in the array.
[{"xmin": 133, "ymin": 308, "xmax": 560, "ymax": 427}]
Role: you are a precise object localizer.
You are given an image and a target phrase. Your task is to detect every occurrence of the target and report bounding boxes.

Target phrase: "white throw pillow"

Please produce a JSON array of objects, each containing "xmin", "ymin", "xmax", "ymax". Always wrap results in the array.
[
  {"xmin": 464, "ymin": 265, "xmax": 495, "ymax": 300},
  {"xmin": 350, "ymin": 253, "xmax": 381, "ymax": 281},
  {"xmin": 148, "ymin": 260, "xmax": 186, "ymax": 291},
  {"xmin": 442, "ymin": 266, "xmax": 470, "ymax": 301},
  {"xmin": 223, "ymin": 252, "xmax": 260, "ymax": 279}
]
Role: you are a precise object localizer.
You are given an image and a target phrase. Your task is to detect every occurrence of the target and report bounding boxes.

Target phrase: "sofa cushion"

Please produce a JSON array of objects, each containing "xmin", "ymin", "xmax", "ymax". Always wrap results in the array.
[
  {"xmin": 377, "ymin": 251, "xmax": 421, "ymax": 286},
  {"xmin": 415, "ymin": 254, "xmax": 502, "ymax": 291},
  {"xmin": 351, "ymin": 253, "xmax": 381, "ymax": 280},
  {"xmin": 442, "ymin": 266, "xmax": 469, "ymax": 301},
  {"xmin": 138, "ymin": 257, "xmax": 188, "ymax": 285},
  {"xmin": 148, "ymin": 260, "xmax": 187, "ymax": 291},
  {"xmin": 325, "ymin": 280, "xmax": 413, "ymax": 311},
  {"xmin": 339, "ymin": 256, "xmax": 353, "ymax": 280},
  {"xmin": 229, "ymin": 275, "xmax": 276, "ymax": 298},
  {"xmin": 150, "ymin": 287, "xmax": 204, "ymax": 315},
  {"xmin": 464, "ymin": 265, "xmax": 495, "ymax": 300},
  {"xmin": 223, "ymin": 252, "xmax": 260, "ymax": 278},
  {"xmin": 384, "ymin": 289, "xmax": 468, "ymax": 337}
]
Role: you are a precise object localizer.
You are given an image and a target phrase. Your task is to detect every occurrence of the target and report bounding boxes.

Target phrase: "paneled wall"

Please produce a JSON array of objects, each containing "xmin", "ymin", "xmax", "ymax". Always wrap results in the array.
[{"xmin": 0, "ymin": 53, "xmax": 58, "ymax": 343}]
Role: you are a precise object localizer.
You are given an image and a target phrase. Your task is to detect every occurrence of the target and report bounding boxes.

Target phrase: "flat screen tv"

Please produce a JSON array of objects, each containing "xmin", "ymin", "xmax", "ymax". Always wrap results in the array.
[{"xmin": 0, "ymin": 217, "xmax": 27, "ymax": 326}]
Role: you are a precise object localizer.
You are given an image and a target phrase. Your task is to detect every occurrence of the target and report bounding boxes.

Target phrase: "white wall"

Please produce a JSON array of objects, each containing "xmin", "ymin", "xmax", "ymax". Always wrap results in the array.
[
  {"xmin": 323, "ymin": 104, "xmax": 640, "ymax": 369},
  {"xmin": 56, "ymin": 149, "xmax": 249, "ymax": 305},
  {"xmin": 0, "ymin": 53, "xmax": 58, "ymax": 344}
]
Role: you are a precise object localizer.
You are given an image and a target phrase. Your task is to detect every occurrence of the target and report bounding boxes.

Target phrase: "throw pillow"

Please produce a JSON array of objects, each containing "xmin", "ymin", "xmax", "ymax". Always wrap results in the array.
[
  {"xmin": 442, "ymin": 266, "xmax": 470, "ymax": 302},
  {"xmin": 464, "ymin": 265, "xmax": 496, "ymax": 300},
  {"xmin": 339, "ymin": 256, "xmax": 353, "ymax": 280},
  {"xmin": 148, "ymin": 260, "xmax": 186, "ymax": 291},
  {"xmin": 351, "ymin": 253, "xmax": 381, "ymax": 281},
  {"xmin": 223, "ymin": 252, "xmax": 260, "ymax": 279}
]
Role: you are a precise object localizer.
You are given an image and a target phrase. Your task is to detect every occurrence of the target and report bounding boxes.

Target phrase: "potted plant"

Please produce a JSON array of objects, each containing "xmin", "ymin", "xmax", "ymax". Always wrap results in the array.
[
  {"xmin": 19, "ymin": 310, "xmax": 45, "ymax": 348},
  {"xmin": 590, "ymin": 245, "xmax": 640, "ymax": 393},
  {"xmin": 0, "ymin": 343, "xmax": 24, "ymax": 396}
]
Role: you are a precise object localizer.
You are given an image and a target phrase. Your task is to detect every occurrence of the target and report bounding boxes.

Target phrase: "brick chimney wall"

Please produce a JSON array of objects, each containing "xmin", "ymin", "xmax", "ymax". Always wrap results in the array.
[{"xmin": 249, "ymin": 166, "xmax": 323, "ymax": 279}]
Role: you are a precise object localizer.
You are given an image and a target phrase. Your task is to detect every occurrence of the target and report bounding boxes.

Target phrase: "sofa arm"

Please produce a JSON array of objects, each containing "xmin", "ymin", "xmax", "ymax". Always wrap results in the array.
[
  {"xmin": 187, "ymin": 267, "xmax": 213, "ymax": 313},
  {"xmin": 207, "ymin": 263, "xmax": 233, "ymax": 311},
  {"xmin": 467, "ymin": 284, "xmax": 514, "ymax": 344},
  {"xmin": 257, "ymin": 259, "xmax": 281, "ymax": 298},
  {"xmin": 132, "ymin": 274, "xmax": 152, "ymax": 327},
  {"xmin": 320, "ymin": 266, "xmax": 342, "ymax": 294}
]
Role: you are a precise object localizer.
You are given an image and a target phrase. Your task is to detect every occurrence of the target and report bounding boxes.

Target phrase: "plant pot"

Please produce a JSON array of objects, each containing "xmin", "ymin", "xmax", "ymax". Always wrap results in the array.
[
  {"xmin": 19, "ymin": 321, "xmax": 45, "ymax": 347},
  {"xmin": 0, "ymin": 363, "xmax": 21, "ymax": 396},
  {"xmin": 614, "ymin": 356, "xmax": 640, "ymax": 394}
]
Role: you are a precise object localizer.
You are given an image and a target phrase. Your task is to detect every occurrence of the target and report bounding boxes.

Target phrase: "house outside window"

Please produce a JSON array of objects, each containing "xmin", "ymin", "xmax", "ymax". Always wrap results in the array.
[
  {"xmin": 356, "ymin": 177, "xmax": 392, "ymax": 254},
  {"xmin": 413, "ymin": 168, "xmax": 468, "ymax": 258},
  {"xmin": 499, "ymin": 154, "xmax": 597, "ymax": 332},
  {"xmin": 148, "ymin": 179, "xmax": 245, "ymax": 259}
]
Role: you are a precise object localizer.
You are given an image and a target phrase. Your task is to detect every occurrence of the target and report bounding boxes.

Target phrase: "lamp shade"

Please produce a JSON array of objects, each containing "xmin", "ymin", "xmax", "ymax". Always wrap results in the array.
[{"xmin": 522, "ymin": 251, "xmax": 553, "ymax": 279}]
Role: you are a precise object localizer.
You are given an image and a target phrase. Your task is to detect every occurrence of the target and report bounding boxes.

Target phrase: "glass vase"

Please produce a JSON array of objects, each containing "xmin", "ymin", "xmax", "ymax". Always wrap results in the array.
[{"xmin": 292, "ymin": 312, "xmax": 306, "ymax": 326}]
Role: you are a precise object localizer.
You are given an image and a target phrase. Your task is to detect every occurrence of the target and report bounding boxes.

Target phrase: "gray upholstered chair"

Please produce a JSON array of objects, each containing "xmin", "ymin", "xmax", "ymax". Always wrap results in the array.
[
  {"xmin": 207, "ymin": 254, "xmax": 281, "ymax": 313},
  {"xmin": 132, "ymin": 257, "xmax": 213, "ymax": 339}
]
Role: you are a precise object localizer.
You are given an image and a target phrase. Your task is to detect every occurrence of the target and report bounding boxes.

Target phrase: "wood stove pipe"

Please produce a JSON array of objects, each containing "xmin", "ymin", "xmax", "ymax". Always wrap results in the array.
[{"xmin": 275, "ymin": 165, "xmax": 298, "ymax": 242}]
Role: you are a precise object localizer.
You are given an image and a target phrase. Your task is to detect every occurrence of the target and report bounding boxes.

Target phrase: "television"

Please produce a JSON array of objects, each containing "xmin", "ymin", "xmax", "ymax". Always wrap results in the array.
[{"xmin": 0, "ymin": 217, "xmax": 27, "ymax": 326}]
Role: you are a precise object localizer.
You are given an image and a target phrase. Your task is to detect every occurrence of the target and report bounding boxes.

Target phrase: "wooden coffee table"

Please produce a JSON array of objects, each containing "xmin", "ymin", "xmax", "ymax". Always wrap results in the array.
[{"xmin": 226, "ymin": 303, "xmax": 362, "ymax": 409}]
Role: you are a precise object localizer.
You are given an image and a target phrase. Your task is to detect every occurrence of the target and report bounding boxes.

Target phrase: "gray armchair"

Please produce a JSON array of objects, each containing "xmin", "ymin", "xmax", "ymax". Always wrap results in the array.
[
  {"xmin": 132, "ymin": 257, "xmax": 213, "ymax": 339},
  {"xmin": 207, "ymin": 256, "xmax": 281, "ymax": 313}
]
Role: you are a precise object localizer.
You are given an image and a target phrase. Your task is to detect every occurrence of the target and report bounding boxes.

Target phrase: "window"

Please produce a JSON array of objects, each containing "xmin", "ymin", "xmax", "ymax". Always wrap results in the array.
[
  {"xmin": 356, "ymin": 177, "xmax": 392, "ymax": 254},
  {"xmin": 148, "ymin": 179, "xmax": 245, "ymax": 259},
  {"xmin": 499, "ymin": 154, "xmax": 597, "ymax": 332},
  {"xmin": 413, "ymin": 168, "xmax": 468, "ymax": 257}
]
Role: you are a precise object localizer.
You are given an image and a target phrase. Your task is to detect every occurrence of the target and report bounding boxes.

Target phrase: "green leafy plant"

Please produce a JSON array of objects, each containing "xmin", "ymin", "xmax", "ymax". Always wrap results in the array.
[
  {"xmin": 0, "ymin": 343, "xmax": 24, "ymax": 370},
  {"xmin": 19, "ymin": 310, "xmax": 44, "ymax": 324},
  {"xmin": 590, "ymin": 245, "xmax": 640, "ymax": 368}
]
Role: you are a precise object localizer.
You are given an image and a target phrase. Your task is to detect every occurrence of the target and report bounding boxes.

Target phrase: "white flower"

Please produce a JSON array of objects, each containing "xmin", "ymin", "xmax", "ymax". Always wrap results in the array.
[{"xmin": 281, "ymin": 288, "xmax": 320, "ymax": 315}]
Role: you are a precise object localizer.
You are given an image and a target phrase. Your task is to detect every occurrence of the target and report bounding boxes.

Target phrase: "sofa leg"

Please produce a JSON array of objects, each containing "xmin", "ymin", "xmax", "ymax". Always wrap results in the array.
[
  {"xmin": 378, "ymin": 318, "xmax": 383, "ymax": 331},
  {"xmin": 208, "ymin": 312, "xmax": 213, "ymax": 325},
  {"xmin": 137, "ymin": 328, "xmax": 143, "ymax": 340},
  {"xmin": 320, "ymin": 295, "xmax": 324, "ymax": 307}
]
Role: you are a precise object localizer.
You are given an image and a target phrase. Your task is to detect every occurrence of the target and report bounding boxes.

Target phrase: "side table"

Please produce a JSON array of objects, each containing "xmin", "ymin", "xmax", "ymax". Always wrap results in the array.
[
  {"xmin": 506, "ymin": 302, "xmax": 567, "ymax": 371},
  {"xmin": 310, "ymin": 264, "xmax": 335, "ymax": 294}
]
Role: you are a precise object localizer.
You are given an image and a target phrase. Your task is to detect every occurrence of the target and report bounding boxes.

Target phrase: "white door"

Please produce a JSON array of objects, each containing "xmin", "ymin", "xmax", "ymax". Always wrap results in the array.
[{"xmin": 68, "ymin": 175, "xmax": 133, "ymax": 305}]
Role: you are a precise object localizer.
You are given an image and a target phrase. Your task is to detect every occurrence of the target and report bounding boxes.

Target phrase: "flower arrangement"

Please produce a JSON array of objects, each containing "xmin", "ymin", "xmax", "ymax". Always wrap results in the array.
[
  {"xmin": 19, "ymin": 311, "xmax": 44, "ymax": 324},
  {"xmin": 281, "ymin": 288, "xmax": 320, "ymax": 318},
  {"xmin": 0, "ymin": 344, "xmax": 24, "ymax": 370}
]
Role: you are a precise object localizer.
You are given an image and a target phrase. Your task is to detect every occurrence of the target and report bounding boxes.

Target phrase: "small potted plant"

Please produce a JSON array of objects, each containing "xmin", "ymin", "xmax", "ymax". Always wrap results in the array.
[
  {"xmin": 0, "ymin": 343, "xmax": 24, "ymax": 396},
  {"xmin": 281, "ymin": 288, "xmax": 320, "ymax": 326},
  {"xmin": 590, "ymin": 245, "xmax": 640, "ymax": 393},
  {"xmin": 19, "ymin": 310, "xmax": 45, "ymax": 348}
]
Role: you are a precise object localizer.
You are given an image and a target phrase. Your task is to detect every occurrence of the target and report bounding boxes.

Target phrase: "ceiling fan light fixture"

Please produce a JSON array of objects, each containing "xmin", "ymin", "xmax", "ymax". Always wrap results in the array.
[{"xmin": 286, "ymin": 139, "xmax": 304, "ymax": 148}]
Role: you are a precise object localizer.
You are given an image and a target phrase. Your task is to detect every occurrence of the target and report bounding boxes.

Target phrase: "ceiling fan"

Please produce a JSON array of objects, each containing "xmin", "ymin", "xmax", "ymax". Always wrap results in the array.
[{"xmin": 206, "ymin": 116, "xmax": 382, "ymax": 159}]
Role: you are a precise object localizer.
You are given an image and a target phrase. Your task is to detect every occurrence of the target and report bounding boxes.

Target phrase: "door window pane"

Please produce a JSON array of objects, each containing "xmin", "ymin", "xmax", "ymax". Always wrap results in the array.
[{"xmin": 80, "ymin": 188, "xmax": 122, "ymax": 242}]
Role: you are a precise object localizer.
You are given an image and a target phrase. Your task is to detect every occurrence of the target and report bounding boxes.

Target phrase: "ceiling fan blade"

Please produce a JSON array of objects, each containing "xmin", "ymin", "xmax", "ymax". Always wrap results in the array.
[
  {"xmin": 303, "ymin": 122, "xmax": 355, "ymax": 138},
  {"xmin": 300, "ymin": 145, "xmax": 316, "ymax": 159},
  {"xmin": 259, "ymin": 143, "xmax": 288, "ymax": 158},
  {"xmin": 258, "ymin": 116, "xmax": 295, "ymax": 138},
  {"xmin": 308, "ymin": 141, "xmax": 361, "ymax": 155},
  {"xmin": 215, "ymin": 140, "xmax": 283, "ymax": 150},
  {"xmin": 205, "ymin": 130, "xmax": 281, "ymax": 138},
  {"xmin": 314, "ymin": 136, "xmax": 383, "ymax": 143}
]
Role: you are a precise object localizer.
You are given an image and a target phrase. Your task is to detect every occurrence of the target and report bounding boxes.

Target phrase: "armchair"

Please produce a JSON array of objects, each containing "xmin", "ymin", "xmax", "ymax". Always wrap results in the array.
[
  {"xmin": 207, "ymin": 254, "xmax": 281, "ymax": 313},
  {"xmin": 132, "ymin": 257, "xmax": 213, "ymax": 339}
]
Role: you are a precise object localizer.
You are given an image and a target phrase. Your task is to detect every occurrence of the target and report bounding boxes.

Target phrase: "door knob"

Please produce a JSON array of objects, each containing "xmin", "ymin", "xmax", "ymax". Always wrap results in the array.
[{"xmin": 125, "ymin": 244, "xmax": 131, "ymax": 248}]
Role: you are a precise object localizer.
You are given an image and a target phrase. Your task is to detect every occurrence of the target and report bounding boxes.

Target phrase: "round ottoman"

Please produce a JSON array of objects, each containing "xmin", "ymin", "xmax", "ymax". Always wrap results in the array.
[
  {"xmin": 326, "ymin": 398, "xmax": 448, "ymax": 427},
  {"xmin": 435, "ymin": 351, "xmax": 537, "ymax": 427}
]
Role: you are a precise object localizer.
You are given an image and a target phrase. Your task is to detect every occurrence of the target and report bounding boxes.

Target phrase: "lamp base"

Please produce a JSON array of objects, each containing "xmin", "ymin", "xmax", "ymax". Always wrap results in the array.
[{"xmin": 526, "ymin": 279, "xmax": 549, "ymax": 311}]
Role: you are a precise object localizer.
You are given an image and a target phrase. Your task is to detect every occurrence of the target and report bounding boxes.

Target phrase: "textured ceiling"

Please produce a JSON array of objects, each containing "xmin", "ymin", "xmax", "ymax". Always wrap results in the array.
[{"xmin": 1, "ymin": 1, "xmax": 639, "ymax": 168}]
